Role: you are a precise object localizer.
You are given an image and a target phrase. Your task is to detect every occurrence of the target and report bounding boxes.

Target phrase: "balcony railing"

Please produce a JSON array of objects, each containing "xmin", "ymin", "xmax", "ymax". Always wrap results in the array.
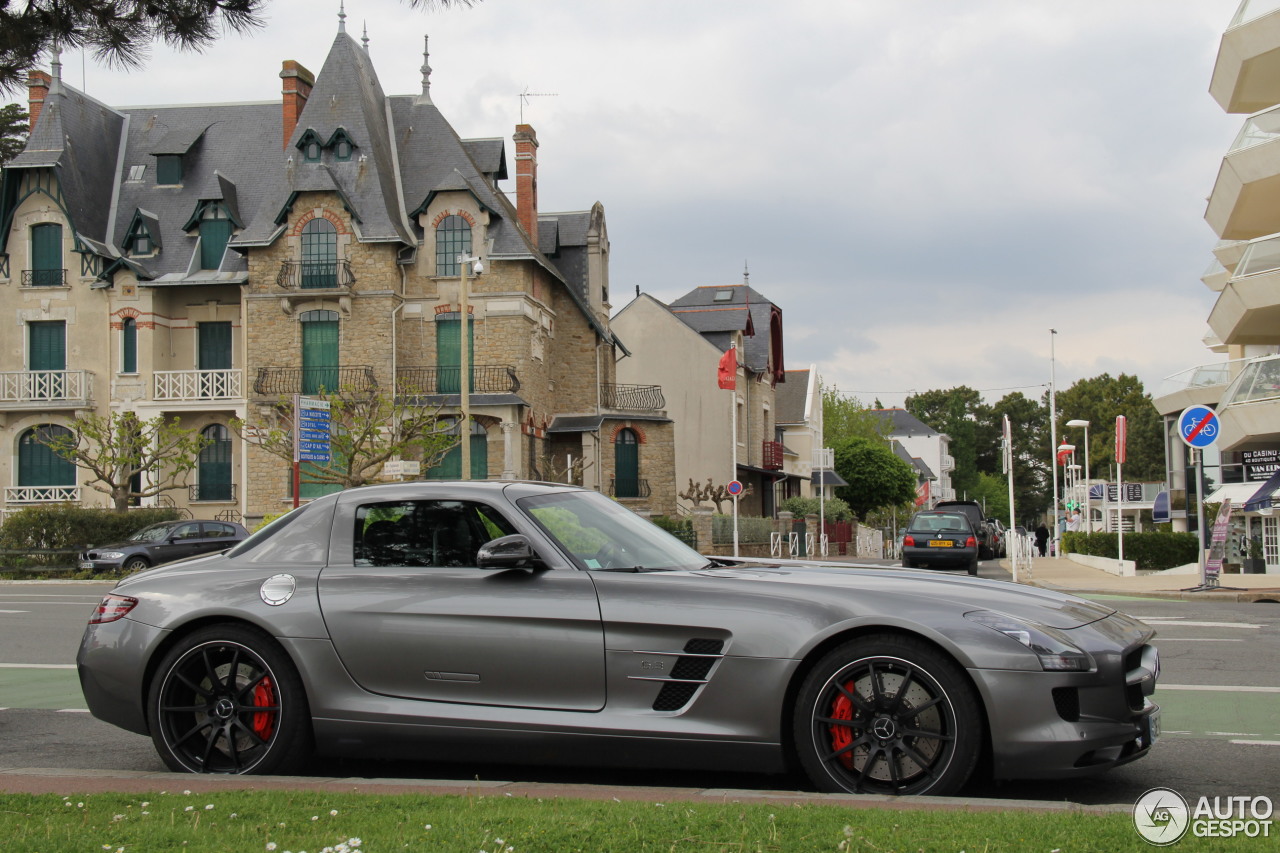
[
  {"xmin": 940, "ymin": 454, "xmax": 956, "ymax": 472},
  {"xmin": 610, "ymin": 477, "xmax": 651, "ymax": 499},
  {"xmin": 276, "ymin": 259, "xmax": 356, "ymax": 290},
  {"xmin": 1231, "ymin": 0, "xmax": 1280, "ymax": 29},
  {"xmin": 154, "ymin": 369, "xmax": 243, "ymax": 401},
  {"xmin": 253, "ymin": 366, "xmax": 377, "ymax": 396},
  {"xmin": 762, "ymin": 440, "xmax": 784, "ymax": 470},
  {"xmin": 396, "ymin": 365, "xmax": 520, "ymax": 395},
  {"xmin": 600, "ymin": 383, "xmax": 665, "ymax": 410},
  {"xmin": 1230, "ymin": 103, "xmax": 1280, "ymax": 154},
  {"xmin": 1221, "ymin": 354, "xmax": 1280, "ymax": 406},
  {"xmin": 22, "ymin": 268, "xmax": 67, "ymax": 286},
  {"xmin": 1155, "ymin": 360, "xmax": 1241, "ymax": 399},
  {"xmin": 4, "ymin": 486, "xmax": 80, "ymax": 503},
  {"xmin": 190, "ymin": 483, "xmax": 236, "ymax": 502},
  {"xmin": 0, "ymin": 370, "xmax": 92, "ymax": 403}
]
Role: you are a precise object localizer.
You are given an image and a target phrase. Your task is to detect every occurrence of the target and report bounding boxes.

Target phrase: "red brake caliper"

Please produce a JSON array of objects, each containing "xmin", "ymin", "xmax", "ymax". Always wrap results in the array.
[
  {"xmin": 251, "ymin": 677, "xmax": 276, "ymax": 740},
  {"xmin": 828, "ymin": 680, "xmax": 856, "ymax": 769}
]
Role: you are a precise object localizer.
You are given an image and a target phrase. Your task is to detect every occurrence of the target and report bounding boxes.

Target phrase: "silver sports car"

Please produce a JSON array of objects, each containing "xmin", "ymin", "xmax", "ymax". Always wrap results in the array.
[{"xmin": 77, "ymin": 481, "xmax": 1160, "ymax": 796}]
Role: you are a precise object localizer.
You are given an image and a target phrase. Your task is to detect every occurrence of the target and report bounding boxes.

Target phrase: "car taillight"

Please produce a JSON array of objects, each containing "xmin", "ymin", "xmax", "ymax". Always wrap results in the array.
[
  {"xmin": 966, "ymin": 536, "xmax": 976, "ymax": 547},
  {"xmin": 903, "ymin": 535, "xmax": 915, "ymax": 547},
  {"xmin": 90, "ymin": 594, "xmax": 138, "ymax": 624}
]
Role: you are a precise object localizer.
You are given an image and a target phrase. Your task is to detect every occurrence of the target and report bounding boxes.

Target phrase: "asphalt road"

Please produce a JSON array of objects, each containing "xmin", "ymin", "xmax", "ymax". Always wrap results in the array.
[{"xmin": 2, "ymin": 577, "xmax": 1277, "ymax": 806}]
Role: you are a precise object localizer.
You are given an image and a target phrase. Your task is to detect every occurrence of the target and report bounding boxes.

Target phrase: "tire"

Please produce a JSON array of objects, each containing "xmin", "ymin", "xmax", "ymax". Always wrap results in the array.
[
  {"xmin": 123, "ymin": 557, "xmax": 150, "ymax": 572},
  {"xmin": 793, "ymin": 634, "xmax": 982, "ymax": 796},
  {"xmin": 902, "ymin": 559, "xmax": 916, "ymax": 568},
  {"xmin": 967, "ymin": 558, "xmax": 979, "ymax": 576},
  {"xmin": 147, "ymin": 623, "xmax": 312, "ymax": 774}
]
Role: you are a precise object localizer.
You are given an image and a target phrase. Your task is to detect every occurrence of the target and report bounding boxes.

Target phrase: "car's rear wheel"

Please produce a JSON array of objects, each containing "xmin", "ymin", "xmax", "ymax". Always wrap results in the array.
[
  {"xmin": 902, "ymin": 558, "xmax": 916, "ymax": 568},
  {"xmin": 794, "ymin": 634, "xmax": 982, "ymax": 796},
  {"xmin": 147, "ymin": 624, "xmax": 312, "ymax": 774},
  {"xmin": 123, "ymin": 557, "xmax": 150, "ymax": 572},
  {"xmin": 967, "ymin": 558, "xmax": 979, "ymax": 576}
]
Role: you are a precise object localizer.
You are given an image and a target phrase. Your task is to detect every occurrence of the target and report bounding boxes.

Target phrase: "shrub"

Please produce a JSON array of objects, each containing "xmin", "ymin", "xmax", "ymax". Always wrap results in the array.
[
  {"xmin": 779, "ymin": 496, "xmax": 854, "ymax": 522},
  {"xmin": 650, "ymin": 515, "xmax": 693, "ymax": 534},
  {"xmin": 712, "ymin": 515, "xmax": 774, "ymax": 545},
  {"xmin": 1061, "ymin": 530, "xmax": 1199, "ymax": 571},
  {"xmin": 0, "ymin": 504, "xmax": 182, "ymax": 567}
]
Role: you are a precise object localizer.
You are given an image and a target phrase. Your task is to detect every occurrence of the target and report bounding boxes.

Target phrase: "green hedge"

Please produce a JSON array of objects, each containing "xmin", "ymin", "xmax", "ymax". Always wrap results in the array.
[
  {"xmin": 0, "ymin": 503, "xmax": 182, "ymax": 567},
  {"xmin": 1061, "ymin": 530, "xmax": 1199, "ymax": 571}
]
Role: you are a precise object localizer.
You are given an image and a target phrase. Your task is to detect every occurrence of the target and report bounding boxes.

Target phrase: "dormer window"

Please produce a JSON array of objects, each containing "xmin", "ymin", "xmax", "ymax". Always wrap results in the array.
[
  {"xmin": 132, "ymin": 232, "xmax": 153, "ymax": 255},
  {"xmin": 435, "ymin": 215, "xmax": 471, "ymax": 276},
  {"xmin": 328, "ymin": 128, "xmax": 356, "ymax": 161},
  {"xmin": 334, "ymin": 139, "xmax": 352, "ymax": 160},
  {"xmin": 156, "ymin": 155, "xmax": 182, "ymax": 185},
  {"xmin": 124, "ymin": 209, "xmax": 163, "ymax": 258},
  {"xmin": 296, "ymin": 129, "xmax": 324, "ymax": 163}
]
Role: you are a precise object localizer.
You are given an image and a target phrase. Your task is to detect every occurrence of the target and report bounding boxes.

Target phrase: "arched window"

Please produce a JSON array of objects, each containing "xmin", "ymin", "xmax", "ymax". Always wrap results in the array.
[
  {"xmin": 614, "ymin": 428, "xmax": 640, "ymax": 497},
  {"xmin": 18, "ymin": 425, "xmax": 75, "ymax": 488},
  {"xmin": 121, "ymin": 318, "xmax": 137, "ymax": 374},
  {"xmin": 435, "ymin": 215, "xmax": 471, "ymax": 276},
  {"xmin": 300, "ymin": 218, "xmax": 338, "ymax": 288},
  {"xmin": 426, "ymin": 418, "xmax": 487, "ymax": 480},
  {"xmin": 300, "ymin": 309, "xmax": 340, "ymax": 394},
  {"xmin": 197, "ymin": 424, "xmax": 232, "ymax": 501}
]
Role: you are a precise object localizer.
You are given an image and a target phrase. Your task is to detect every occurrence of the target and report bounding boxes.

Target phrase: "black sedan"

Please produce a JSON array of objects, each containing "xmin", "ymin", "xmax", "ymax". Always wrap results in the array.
[
  {"xmin": 80, "ymin": 519, "xmax": 249, "ymax": 573},
  {"xmin": 901, "ymin": 510, "xmax": 980, "ymax": 574}
]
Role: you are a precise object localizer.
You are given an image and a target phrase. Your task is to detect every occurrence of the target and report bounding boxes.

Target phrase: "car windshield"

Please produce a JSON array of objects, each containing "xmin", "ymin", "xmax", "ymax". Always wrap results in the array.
[
  {"xmin": 128, "ymin": 523, "xmax": 177, "ymax": 543},
  {"xmin": 517, "ymin": 489, "xmax": 708, "ymax": 572},
  {"xmin": 908, "ymin": 514, "xmax": 970, "ymax": 534}
]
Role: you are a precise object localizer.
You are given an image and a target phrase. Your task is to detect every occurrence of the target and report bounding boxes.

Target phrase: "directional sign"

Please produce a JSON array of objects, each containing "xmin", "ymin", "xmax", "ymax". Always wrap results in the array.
[
  {"xmin": 295, "ymin": 395, "xmax": 332, "ymax": 464},
  {"xmin": 1177, "ymin": 405, "xmax": 1220, "ymax": 449}
]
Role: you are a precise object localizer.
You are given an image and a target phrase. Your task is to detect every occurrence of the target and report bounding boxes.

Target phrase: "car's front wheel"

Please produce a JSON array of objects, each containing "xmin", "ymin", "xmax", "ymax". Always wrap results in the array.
[
  {"xmin": 123, "ymin": 556, "xmax": 149, "ymax": 572},
  {"xmin": 793, "ymin": 634, "xmax": 982, "ymax": 796},
  {"xmin": 147, "ymin": 624, "xmax": 312, "ymax": 774}
]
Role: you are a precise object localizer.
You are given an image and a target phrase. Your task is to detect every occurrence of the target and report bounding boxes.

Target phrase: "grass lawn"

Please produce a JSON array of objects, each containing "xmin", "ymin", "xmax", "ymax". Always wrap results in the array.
[{"xmin": 0, "ymin": 789, "xmax": 1190, "ymax": 852}]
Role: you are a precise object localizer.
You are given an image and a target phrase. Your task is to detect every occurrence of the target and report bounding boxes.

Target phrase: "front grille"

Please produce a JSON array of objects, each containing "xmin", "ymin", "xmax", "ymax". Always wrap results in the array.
[
  {"xmin": 1052, "ymin": 686, "xmax": 1080, "ymax": 722},
  {"xmin": 651, "ymin": 638, "xmax": 724, "ymax": 712}
]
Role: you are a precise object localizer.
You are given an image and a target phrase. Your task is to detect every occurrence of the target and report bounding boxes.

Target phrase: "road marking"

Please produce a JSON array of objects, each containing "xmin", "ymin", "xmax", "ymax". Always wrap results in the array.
[
  {"xmin": 1153, "ymin": 638, "xmax": 1243, "ymax": 642},
  {"xmin": 1144, "ymin": 620, "xmax": 1261, "ymax": 629},
  {"xmin": 0, "ymin": 610, "xmax": 29, "ymax": 614},
  {"xmin": 1231, "ymin": 740, "xmax": 1280, "ymax": 746},
  {"xmin": 1207, "ymin": 731, "xmax": 1258, "ymax": 736},
  {"xmin": 1160, "ymin": 684, "xmax": 1280, "ymax": 693},
  {"xmin": 0, "ymin": 663, "xmax": 76, "ymax": 669},
  {"xmin": 56, "ymin": 708, "xmax": 89, "ymax": 713}
]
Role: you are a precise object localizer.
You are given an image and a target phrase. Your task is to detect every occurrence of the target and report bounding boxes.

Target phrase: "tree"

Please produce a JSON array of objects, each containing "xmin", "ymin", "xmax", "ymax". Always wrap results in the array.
[
  {"xmin": 822, "ymin": 386, "xmax": 889, "ymax": 445},
  {"xmin": 904, "ymin": 386, "xmax": 984, "ymax": 497},
  {"xmin": 35, "ymin": 412, "xmax": 211, "ymax": 511},
  {"xmin": 980, "ymin": 391, "xmax": 1051, "ymax": 523},
  {"xmin": 831, "ymin": 436, "xmax": 918, "ymax": 521},
  {"xmin": 0, "ymin": 0, "xmax": 476, "ymax": 94},
  {"xmin": 1053, "ymin": 373, "xmax": 1164, "ymax": 482},
  {"xmin": 232, "ymin": 385, "xmax": 458, "ymax": 491},
  {"xmin": 0, "ymin": 102, "xmax": 27, "ymax": 164}
]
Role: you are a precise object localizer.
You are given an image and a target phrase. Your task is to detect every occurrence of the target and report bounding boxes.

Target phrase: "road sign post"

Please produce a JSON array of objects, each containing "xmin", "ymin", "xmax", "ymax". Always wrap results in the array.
[
  {"xmin": 293, "ymin": 395, "xmax": 332, "ymax": 508},
  {"xmin": 1175, "ymin": 406, "xmax": 1233, "ymax": 592}
]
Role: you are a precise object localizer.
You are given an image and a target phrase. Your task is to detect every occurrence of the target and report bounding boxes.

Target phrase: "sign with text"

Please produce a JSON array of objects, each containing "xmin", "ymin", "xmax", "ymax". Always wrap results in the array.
[
  {"xmin": 1243, "ymin": 449, "xmax": 1280, "ymax": 482},
  {"xmin": 1104, "ymin": 483, "xmax": 1145, "ymax": 503},
  {"xmin": 296, "ymin": 396, "xmax": 331, "ymax": 464},
  {"xmin": 1204, "ymin": 499, "xmax": 1232, "ymax": 579}
]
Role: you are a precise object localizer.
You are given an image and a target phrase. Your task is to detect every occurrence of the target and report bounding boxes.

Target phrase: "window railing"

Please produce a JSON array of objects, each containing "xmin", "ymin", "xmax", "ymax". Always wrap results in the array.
[
  {"xmin": 1230, "ymin": 0, "xmax": 1280, "ymax": 29},
  {"xmin": 253, "ymin": 366, "xmax": 378, "ymax": 396},
  {"xmin": 22, "ymin": 268, "xmax": 67, "ymax": 286},
  {"xmin": 154, "ymin": 369, "xmax": 243, "ymax": 400},
  {"xmin": 396, "ymin": 365, "xmax": 521, "ymax": 395},
  {"xmin": 276, "ymin": 259, "xmax": 356, "ymax": 290},
  {"xmin": 4, "ymin": 486, "xmax": 80, "ymax": 503},
  {"xmin": 190, "ymin": 483, "xmax": 236, "ymax": 502},
  {"xmin": 0, "ymin": 370, "xmax": 92, "ymax": 403},
  {"xmin": 600, "ymin": 383, "xmax": 665, "ymax": 410},
  {"xmin": 1231, "ymin": 232, "xmax": 1280, "ymax": 278},
  {"xmin": 762, "ymin": 440, "xmax": 785, "ymax": 470},
  {"xmin": 610, "ymin": 477, "xmax": 651, "ymax": 499}
]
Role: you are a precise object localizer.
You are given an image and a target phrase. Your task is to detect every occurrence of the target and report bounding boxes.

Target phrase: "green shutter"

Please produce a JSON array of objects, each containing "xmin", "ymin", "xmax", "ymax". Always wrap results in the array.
[
  {"xmin": 198, "ymin": 428, "xmax": 232, "ymax": 501},
  {"xmin": 470, "ymin": 432, "xmax": 487, "ymax": 479},
  {"xmin": 198, "ymin": 322, "xmax": 232, "ymax": 370},
  {"xmin": 200, "ymin": 218, "xmax": 232, "ymax": 270},
  {"xmin": 157, "ymin": 155, "xmax": 182, "ymax": 185},
  {"xmin": 18, "ymin": 427, "xmax": 75, "ymax": 487},
  {"xmin": 435, "ymin": 317, "xmax": 474, "ymax": 393},
  {"xmin": 615, "ymin": 430, "xmax": 640, "ymax": 497},
  {"xmin": 31, "ymin": 224, "xmax": 61, "ymax": 285},
  {"xmin": 122, "ymin": 319, "xmax": 137, "ymax": 373},
  {"xmin": 302, "ymin": 319, "xmax": 339, "ymax": 394},
  {"xmin": 29, "ymin": 321, "xmax": 66, "ymax": 371}
]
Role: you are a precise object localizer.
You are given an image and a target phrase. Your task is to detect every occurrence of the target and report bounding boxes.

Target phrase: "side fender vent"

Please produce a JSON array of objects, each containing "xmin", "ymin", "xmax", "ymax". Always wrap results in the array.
[{"xmin": 652, "ymin": 638, "xmax": 725, "ymax": 712}]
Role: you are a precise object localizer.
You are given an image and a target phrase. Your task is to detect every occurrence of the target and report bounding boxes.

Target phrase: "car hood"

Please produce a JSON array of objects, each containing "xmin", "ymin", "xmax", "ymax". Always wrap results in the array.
[
  {"xmin": 697, "ymin": 561, "xmax": 1115, "ymax": 630},
  {"xmin": 85, "ymin": 539, "xmax": 148, "ymax": 553}
]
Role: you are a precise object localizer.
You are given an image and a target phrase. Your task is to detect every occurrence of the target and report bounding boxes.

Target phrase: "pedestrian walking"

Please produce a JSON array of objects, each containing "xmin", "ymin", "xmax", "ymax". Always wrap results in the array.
[{"xmin": 1034, "ymin": 522, "xmax": 1049, "ymax": 557}]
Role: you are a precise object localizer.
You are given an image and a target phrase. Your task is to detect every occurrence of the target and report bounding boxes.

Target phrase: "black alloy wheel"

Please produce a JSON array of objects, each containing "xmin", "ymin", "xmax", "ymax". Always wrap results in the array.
[
  {"xmin": 794, "ymin": 635, "xmax": 982, "ymax": 796},
  {"xmin": 148, "ymin": 624, "xmax": 312, "ymax": 774}
]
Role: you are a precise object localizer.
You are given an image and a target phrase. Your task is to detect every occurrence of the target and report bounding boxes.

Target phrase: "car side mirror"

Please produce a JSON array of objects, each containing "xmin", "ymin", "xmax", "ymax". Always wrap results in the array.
[{"xmin": 476, "ymin": 534, "xmax": 541, "ymax": 571}]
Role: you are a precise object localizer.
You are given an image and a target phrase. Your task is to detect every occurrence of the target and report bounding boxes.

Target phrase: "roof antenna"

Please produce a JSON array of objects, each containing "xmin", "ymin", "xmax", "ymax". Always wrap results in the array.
[
  {"xmin": 338, "ymin": 0, "xmax": 347, "ymax": 33},
  {"xmin": 518, "ymin": 85, "xmax": 558, "ymax": 123}
]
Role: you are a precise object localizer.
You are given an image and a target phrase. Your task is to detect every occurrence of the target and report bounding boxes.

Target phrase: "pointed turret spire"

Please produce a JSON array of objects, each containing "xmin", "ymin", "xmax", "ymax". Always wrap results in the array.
[
  {"xmin": 362, "ymin": 22, "xmax": 370, "ymax": 54},
  {"xmin": 338, "ymin": 0, "xmax": 347, "ymax": 33},
  {"xmin": 743, "ymin": 261, "xmax": 749, "ymax": 286},
  {"xmin": 417, "ymin": 35, "xmax": 433, "ymax": 104}
]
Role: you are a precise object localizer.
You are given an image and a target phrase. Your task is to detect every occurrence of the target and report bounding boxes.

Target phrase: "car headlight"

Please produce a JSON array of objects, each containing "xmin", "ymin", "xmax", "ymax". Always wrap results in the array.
[
  {"xmin": 965, "ymin": 610, "xmax": 1095, "ymax": 672},
  {"xmin": 98, "ymin": 551, "xmax": 126, "ymax": 560}
]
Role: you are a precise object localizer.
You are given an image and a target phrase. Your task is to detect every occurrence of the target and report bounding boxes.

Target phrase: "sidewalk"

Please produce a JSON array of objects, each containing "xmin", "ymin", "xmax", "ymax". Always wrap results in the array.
[{"xmin": 997, "ymin": 554, "xmax": 1280, "ymax": 601}]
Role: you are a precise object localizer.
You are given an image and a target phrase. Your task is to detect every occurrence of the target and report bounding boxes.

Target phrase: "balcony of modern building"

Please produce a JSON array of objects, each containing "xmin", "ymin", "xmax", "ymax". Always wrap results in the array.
[
  {"xmin": 1212, "ymin": 1, "xmax": 1280, "ymax": 114},
  {"xmin": 1151, "ymin": 359, "xmax": 1244, "ymax": 416},
  {"xmin": 1207, "ymin": 232, "xmax": 1280, "ymax": 346},
  {"xmin": 1216, "ymin": 353, "xmax": 1280, "ymax": 450},
  {"xmin": 1205, "ymin": 105, "xmax": 1280, "ymax": 240},
  {"xmin": 0, "ymin": 370, "xmax": 93, "ymax": 411}
]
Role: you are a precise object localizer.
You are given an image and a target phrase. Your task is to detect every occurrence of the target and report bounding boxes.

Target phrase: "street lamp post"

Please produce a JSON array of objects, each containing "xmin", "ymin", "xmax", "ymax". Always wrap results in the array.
[
  {"xmin": 1065, "ymin": 419, "xmax": 1091, "ymax": 534},
  {"xmin": 1049, "ymin": 330, "xmax": 1060, "ymax": 555},
  {"xmin": 458, "ymin": 253, "xmax": 483, "ymax": 480}
]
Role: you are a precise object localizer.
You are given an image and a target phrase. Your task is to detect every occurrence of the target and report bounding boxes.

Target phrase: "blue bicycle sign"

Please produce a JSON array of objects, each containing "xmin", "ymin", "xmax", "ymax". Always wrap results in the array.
[{"xmin": 1177, "ymin": 405, "xmax": 1219, "ymax": 449}]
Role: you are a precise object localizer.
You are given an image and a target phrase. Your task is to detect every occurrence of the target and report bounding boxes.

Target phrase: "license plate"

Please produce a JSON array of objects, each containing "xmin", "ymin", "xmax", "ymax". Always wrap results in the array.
[
  {"xmin": 79, "ymin": 561, "xmax": 94, "ymax": 569},
  {"xmin": 1143, "ymin": 707, "xmax": 1161, "ymax": 747},
  {"xmin": 928, "ymin": 540, "xmax": 953, "ymax": 548}
]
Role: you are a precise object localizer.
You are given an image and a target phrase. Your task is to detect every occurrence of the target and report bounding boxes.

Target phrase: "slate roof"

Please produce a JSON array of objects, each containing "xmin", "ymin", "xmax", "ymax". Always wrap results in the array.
[
  {"xmin": 776, "ymin": 368, "xmax": 811, "ymax": 424},
  {"xmin": 871, "ymin": 408, "xmax": 944, "ymax": 438},
  {"xmin": 890, "ymin": 440, "xmax": 936, "ymax": 480},
  {"xmin": 668, "ymin": 284, "xmax": 778, "ymax": 374}
]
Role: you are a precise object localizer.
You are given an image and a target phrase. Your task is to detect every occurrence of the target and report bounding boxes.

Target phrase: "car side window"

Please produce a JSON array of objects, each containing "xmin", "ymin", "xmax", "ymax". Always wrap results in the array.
[
  {"xmin": 201, "ymin": 523, "xmax": 235, "ymax": 538},
  {"xmin": 353, "ymin": 499, "xmax": 516, "ymax": 568},
  {"xmin": 174, "ymin": 523, "xmax": 202, "ymax": 540}
]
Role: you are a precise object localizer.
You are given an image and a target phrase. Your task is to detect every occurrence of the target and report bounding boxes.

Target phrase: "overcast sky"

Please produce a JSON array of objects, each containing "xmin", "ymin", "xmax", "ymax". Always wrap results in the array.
[{"xmin": 61, "ymin": 0, "xmax": 1244, "ymax": 408}]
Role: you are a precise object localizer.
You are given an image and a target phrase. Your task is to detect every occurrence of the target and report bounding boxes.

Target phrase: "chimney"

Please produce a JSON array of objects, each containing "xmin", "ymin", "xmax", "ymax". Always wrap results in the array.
[
  {"xmin": 27, "ymin": 70, "xmax": 51, "ymax": 132},
  {"xmin": 280, "ymin": 60, "xmax": 315, "ymax": 149},
  {"xmin": 514, "ymin": 124, "xmax": 539, "ymax": 239}
]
